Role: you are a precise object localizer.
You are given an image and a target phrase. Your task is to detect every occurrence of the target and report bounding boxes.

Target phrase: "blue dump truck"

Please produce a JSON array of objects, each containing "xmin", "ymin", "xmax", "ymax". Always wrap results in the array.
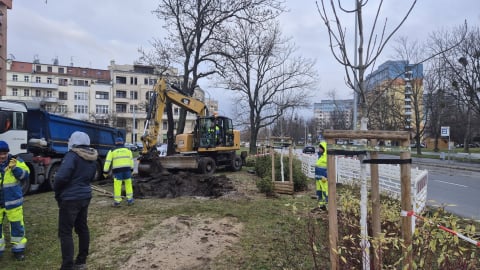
[{"xmin": 0, "ymin": 100, "xmax": 125, "ymax": 194}]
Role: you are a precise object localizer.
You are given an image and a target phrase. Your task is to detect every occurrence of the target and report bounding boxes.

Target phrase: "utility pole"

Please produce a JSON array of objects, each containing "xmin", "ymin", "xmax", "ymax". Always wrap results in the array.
[{"xmin": 0, "ymin": 0, "xmax": 12, "ymax": 96}]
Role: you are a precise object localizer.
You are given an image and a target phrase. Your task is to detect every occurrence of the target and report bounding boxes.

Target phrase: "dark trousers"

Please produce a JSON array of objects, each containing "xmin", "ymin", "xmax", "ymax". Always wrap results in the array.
[{"xmin": 58, "ymin": 198, "xmax": 91, "ymax": 270}]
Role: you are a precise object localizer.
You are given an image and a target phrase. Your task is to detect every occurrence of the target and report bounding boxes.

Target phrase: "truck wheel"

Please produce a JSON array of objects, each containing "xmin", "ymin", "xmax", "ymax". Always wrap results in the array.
[
  {"xmin": 230, "ymin": 155, "xmax": 242, "ymax": 172},
  {"xmin": 199, "ymin": 157, "xmax": 216, "ymax": 175},
  {"xmin": 48, "ymin": 164, "xmax": 60, "ymax": 190}
]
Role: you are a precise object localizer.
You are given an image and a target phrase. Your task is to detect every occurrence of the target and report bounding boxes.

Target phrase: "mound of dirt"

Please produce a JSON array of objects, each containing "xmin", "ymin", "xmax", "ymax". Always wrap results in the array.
[
  {"xmin": 119, "ymin": 215, "xmax": 243, "ymax": 269},
  {"xmin": 133, "ymin": 171, "xmax": 236, "ymax": 198}
]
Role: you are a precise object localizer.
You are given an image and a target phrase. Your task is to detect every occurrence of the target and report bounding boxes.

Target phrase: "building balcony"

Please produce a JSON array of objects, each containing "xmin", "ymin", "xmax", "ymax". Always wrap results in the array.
[
  {"xmin": 8, "ymin": 80, "xmax": 58, "ymax": 89},
  {"xmin": 32, "ymin": 96, "xmax": 58, "ymax": 103},
  {"xmin": 113, "ymin": 97, "xmax": 130, "ymax": 103},
  {"xmin": 31, "ymin": 82, "xmax": 59, "ymax": 89}
]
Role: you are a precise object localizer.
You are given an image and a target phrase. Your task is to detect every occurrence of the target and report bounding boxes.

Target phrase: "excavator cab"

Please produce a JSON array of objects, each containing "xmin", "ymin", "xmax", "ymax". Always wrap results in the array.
[{"xmin": 196, "ymin": 116, "xmax": 235, "ymax": 149}]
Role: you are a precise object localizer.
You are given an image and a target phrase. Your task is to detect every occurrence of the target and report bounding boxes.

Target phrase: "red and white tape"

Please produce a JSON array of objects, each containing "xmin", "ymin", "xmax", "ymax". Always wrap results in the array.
[{"xmin": 401, "ymin": 210, "xmax": 480, "ymax": 247}]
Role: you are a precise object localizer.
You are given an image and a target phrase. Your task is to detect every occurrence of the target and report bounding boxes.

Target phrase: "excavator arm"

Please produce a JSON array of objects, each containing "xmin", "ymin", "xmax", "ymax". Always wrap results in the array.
[{"xmin": 140, "ymin": 78, "xmax": 208, "ymax": 155}]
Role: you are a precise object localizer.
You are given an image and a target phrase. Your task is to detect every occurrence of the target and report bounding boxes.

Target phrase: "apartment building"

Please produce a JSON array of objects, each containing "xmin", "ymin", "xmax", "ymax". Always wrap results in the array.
[
  {"xmin": 365, "ymin": 60, "xmax": 424, "ymax": 132},
  {"xmin": 313, "ymin": 99, "xmax": 353, "ymax": 133},
  {"xmin": 4, "ymin": 59, "xmax": 213, "ymax": 144}
]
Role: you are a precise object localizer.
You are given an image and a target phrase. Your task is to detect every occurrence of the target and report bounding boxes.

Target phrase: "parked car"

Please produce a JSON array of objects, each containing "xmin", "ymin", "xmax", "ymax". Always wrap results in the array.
[
  {"xmin": 302, "ymin": 146, "xmax": 316, "ymax": 154},
  {"xmin": 124, "ymin": 143, "xmax": 137, "ymax": 151},
  {"xmin": 410, "ymin": 143, "xmax": 425, "ymax": 148}
]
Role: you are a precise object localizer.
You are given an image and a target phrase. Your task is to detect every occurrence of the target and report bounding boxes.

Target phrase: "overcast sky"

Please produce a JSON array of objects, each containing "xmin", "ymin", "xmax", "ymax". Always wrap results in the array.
[{"xmin": 6, "ymin": 0, "xmax": 480, "ymax": 118}]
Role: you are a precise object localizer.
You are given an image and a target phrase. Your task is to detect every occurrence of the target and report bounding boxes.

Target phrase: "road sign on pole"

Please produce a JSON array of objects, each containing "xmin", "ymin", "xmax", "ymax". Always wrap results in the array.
[{"xmin": 441, "ymin": 126, "xmax": 450, "ymax": 137}]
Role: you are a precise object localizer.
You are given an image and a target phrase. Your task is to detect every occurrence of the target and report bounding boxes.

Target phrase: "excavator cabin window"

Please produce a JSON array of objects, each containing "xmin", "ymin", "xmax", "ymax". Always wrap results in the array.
[{"xmin": 197, "ymin": 116, "xmax": 234, "ymax": 148}]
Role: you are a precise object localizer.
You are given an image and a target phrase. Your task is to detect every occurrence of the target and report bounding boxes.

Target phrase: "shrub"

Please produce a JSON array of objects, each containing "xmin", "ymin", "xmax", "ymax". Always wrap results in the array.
[{"xmin": 253, "ymin": 153, "xmax": 309, "ymax": 193}]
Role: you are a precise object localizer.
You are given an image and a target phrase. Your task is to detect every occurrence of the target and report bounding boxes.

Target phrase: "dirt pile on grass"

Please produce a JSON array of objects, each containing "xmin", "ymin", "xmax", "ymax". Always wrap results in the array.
[{"xmin": 133, "ymin": 171, "xmax": 236, "ymax": 198}]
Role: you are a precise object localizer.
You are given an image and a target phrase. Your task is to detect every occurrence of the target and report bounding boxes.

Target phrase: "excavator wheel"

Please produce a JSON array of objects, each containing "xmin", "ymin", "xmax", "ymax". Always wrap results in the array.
[
  {"xmin": 198, "ymin": 157, "xmax": 216, "ymax": 175},
  {"xmin": 229, "ymin": 155, "xmax": 243, "ymax": 172}
]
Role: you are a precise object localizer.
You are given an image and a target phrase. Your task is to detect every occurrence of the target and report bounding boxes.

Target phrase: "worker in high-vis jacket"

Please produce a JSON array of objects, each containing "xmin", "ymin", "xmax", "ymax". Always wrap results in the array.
[
  {"xmin": 0, "ymin": 140, "xmax": 30, "ymax": 261},
  {"xmin": 103, "ymin": 137, "xmax": 134, "ymax": 207},
  {"xmin": 313, "ymin": 141, "xmax": 328, "ymax": 212}
]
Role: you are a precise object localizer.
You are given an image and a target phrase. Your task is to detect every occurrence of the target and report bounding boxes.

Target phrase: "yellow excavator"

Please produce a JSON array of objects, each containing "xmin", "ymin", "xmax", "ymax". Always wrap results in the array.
[{"xmin": 137, "ymin": 78, "xmax": 243, "ymax": 177}]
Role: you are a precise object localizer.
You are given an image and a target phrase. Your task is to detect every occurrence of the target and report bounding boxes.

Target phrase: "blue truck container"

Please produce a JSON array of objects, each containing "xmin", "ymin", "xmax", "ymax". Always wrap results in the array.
[
  {"xmin": 14, "ymin": 107, "xmax": 125, "ymax": 194},
  {"xmin": 26, "ymin": 109, "xmax": 125, "ymax": 158}
]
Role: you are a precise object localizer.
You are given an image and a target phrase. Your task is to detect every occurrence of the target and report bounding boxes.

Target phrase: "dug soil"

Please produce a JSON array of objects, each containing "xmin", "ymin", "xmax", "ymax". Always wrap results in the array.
[{"xmin": 133, "ymin": 171, "xmax": 236, "ymax": 198}]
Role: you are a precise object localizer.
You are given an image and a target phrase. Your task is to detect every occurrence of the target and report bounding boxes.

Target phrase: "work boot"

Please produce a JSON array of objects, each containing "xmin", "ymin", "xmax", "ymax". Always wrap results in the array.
[
  {"xmin": 74, "ymin": 263, "xmax": 88, "ymax": 270},
  {"xmin": 127, "ymin": 199, "xmax": 134, "ymax": 206},
  {"xmin": 112, "ymin": 202, "xmax": 121, "ymax": 208},
  {"xmin": 13, "ymin": 252, "xmax": 25, "ymax": 261}
]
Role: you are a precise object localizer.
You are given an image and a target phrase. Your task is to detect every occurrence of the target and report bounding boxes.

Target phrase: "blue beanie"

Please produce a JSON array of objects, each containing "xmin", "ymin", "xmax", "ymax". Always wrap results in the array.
[
  {"xmin": 115, "ymin": 137, "xmax": 124, "ymax": 144},
  {"xmin": 0, "ymin": 141, "xmax": 9, "ymax": 152}
]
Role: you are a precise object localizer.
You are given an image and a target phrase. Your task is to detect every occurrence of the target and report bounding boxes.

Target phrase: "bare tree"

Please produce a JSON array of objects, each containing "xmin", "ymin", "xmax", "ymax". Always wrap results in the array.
[
  {"xmin": 429, "ymin": 25, "xmax": 480, "ymax": 152},
  {"xmin": 140, "ymin": 0, "xmax": 283, "ymax": 154},
  {"xmin": 316, "ymin": 1, "xmax": 418, "ymax": 268},
  {"xmin": 316, "ymin": 0, "xmax": 417, "ymax": 129},
  {"xmin": 368, "ymin": 84, "xmax": 404, "ymax": 130},
  {"xmin": 215, "ymin": 19, "xmax": 318, "ymax": 154}
]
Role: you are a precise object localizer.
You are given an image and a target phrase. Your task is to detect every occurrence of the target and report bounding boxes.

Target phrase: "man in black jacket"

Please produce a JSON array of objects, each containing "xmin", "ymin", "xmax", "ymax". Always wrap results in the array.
[{"xmin": 54, "ymin": 131, "xmax": 98, "ymax": 270}]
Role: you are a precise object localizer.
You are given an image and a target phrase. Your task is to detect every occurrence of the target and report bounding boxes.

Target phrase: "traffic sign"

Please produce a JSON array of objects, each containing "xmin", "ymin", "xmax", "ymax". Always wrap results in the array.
[{"xmin": 441, "ymin": 126, "xmax": 450, "ymax": 137}]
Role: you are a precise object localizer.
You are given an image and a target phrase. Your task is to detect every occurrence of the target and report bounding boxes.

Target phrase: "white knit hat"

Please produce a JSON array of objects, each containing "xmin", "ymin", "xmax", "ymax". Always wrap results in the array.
[{"xmin": 68, "ymin": 131, "xmax": 91, "ymax": 150}]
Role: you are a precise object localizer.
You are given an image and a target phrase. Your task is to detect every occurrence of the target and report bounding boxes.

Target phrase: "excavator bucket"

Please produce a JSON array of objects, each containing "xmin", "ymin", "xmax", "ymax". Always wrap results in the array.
[{"xmin": 137, "ymin": 150, "xmax": 167, "ymax": 177}]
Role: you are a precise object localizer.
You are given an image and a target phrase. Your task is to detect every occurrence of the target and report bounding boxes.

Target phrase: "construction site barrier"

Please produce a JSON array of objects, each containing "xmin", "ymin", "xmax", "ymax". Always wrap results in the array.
[{"xmin": 401, "ymin": 210, "xmax": 480, "ymax": 247}]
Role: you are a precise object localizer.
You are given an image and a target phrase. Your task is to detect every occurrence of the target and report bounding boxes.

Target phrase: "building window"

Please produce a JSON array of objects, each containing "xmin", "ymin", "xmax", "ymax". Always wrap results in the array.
[
  {"xmin": 129, "ymin": 105, "xmax": 138, "ymax": 113},
  {"xmin": 36, "ymin": 76, "xmax": 41, "ymax": 83},
  {"xmin": 130, "ymin": 91, "xmax": 138, "ymax": 100},
  {"xmin": 74, "ymin": 92, "xmax": 88, "ymax": 100},
  {"xmin": 95, "ymin": 118, "xmax": 109, "ymax": 125},
  {"xmin": 130, "ymin": 77, "xmax": 138, "ymax": 85},
  {"xmin": 115, "ymin": 76, "xmax": 127, "ymax": 84},
  {"xmin": 116, "ymin": 90, "xmax": 127, "ymax": 98},
  {"xmin": 12, "ymin": 88, "xmax": 18, "ymax": 96},
  {"xmin": 74, "ymin": 105, "xmax": 88, "ymax": 114},
  {"xmin": 95, "ymin": 91, "xmax": 109, "ymax": 100},
  {"xmin": 58, "ymin": 67, "xmax": 65, "ymax": 74},
  {"xmin": 96, "ymin": 105, "xmax": 109, "ymax": 114},
  {"xmin": 46, "ymin": 91, "xmax": 53, "ymax": 97},
  {"xmin": 59, "ymin": 78, "xmax": 68, "ymax": 86},
  {"xmin": 59, "ymin": 92, "xmax": 68, "ymax": 100},
  {"xmin": 116, "ymin": 104, "xmax": 127, "ymax": 113},
  {"xmin": 24, "ymin": 76, "xmax": 29, "ymax": 82},
  {"xmin": 58, "ymin": 105, "xmax": 67, "ymax": 113},
  {"xmin": 45, "ymin": 104, "xmax": 53, "ymax": 112},
  {"xmin": 24, "ymin": 89, "xmax": 30, "ymax": 96},
  {"xmin": 47, "ymin": 77, "xmax": 53, "ymax": 84},
  {"xmin": 47, "ymin": 66, "xmax": 53, "ymax": 72},
  {"xmin": 12, "ymin": 74, "xmax": 18, "ymax": 81},
  {"xmin": 117, "ymin": 118, "xmax": 126, "ymax": 128},
  {"xmin": 35, "ymin": 89, "xmax": 41, "ymax": 97},
  {"xmin": 162, "ymin": 121, "xmax": 167, "ymax": 130},
  {"xmin": 73, "ymin": 80, "xmax": 89, "ymax": 86},
  {"xmin": 36, "ymin": 65, "xmax": 41, "ymax": 72}
]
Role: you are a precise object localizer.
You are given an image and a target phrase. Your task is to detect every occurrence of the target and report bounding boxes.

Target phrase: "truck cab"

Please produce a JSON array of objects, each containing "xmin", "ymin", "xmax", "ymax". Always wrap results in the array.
[{"xmin": 0, "ymin": 101, "xmax": 28, "ymax": 155}]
